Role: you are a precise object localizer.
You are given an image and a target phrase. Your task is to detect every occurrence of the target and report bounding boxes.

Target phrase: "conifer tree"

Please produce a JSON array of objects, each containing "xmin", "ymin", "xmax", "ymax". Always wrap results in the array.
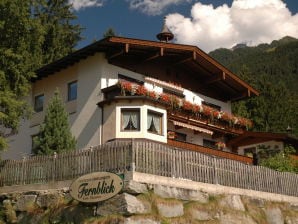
[
  {"xmin": 103, "ymin": 27, "xmax": 116, "ymax": 38},
  {"xmin": 33, "ymin": 0, "xmax": 82, "ymax": 64},
  {"xmin": 0, "ymin": 0, "xmax": 43, "ymax": 150},
  {"xmin": 0, "ymin": 0, "xmax": 82, "ymax": 152},
  {"xmin": 33, "ymin": 90, "xmax": 76, "ymax": 155}
]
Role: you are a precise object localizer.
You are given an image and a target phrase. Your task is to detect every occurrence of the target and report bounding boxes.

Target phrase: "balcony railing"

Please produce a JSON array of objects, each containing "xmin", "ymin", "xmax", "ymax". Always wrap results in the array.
[
  {"xmin": 167, "ymin": 139, "xmax": 253, "ymax": 164},
  {"xmin": 1, "ymin": 140, "xmax": 297, "ymax": 197}
]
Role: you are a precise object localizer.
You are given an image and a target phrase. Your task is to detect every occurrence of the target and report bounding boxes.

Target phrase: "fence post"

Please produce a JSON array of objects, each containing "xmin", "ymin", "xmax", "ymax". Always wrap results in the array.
[
  {"xmin": 89, "ymin": 146, "xmax": 93, "ymax": 173},
  {"xmin": 52, "ymin": 152, "xmax": 57, "ymax": 182},
  {"xmin": 130, "ymin": 139, "xmax": 135, "ymax": 172},
  {"xmin": 21, "ymin": 156, "xmax": 26, "ymax": 185},
  {"xmin": 213, "ymin": 156, "xmax": 218, "ymax": 185}
]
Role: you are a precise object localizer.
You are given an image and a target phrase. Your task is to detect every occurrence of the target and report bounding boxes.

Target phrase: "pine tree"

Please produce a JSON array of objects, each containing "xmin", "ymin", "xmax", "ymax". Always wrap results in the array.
[
  {"xmin": 33, "ymin": 0, "xmax": 82, "ymax": 64},
  {"xmin": 0, "ymin": 0, "xmax": 43, "ymax": 151},
  {"xmin": 33, "ymin": 90, "xmax": 76, "ymax": 155},
  {"xmin": 103, "ymin": 27, "xmax": 116, "ymax": 38},
  {"xmin": 0, "ymin": 0, "xmax": 82, "ymax": 152}
]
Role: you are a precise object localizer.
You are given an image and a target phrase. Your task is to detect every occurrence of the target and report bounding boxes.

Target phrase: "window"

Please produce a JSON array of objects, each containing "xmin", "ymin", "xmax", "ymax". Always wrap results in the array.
[
  {"xmin": 68, "ymin": 81, "xmax": 77, "ymax": 101},
  {"xmin": 121, "ymin": 108, "xmax": 140, "ymax": 131},
  {"xmin": 203, "ymin": 139, "xmax": 217, "ymax": 149},
  {"xmin": 163, "ymin": 88, "xmax": 184, "ymax": 98},
  {"xmin": 167, "ymin": 130, "xmax": 186, "ymax": 142},
  {"xmin": 118, "ymin": 74, "xmax": 143, "ymax": 85},
  {"xmin": 34, "ymin": 94, "xmax": 44, "ymax": 112},
  {"xmin": 202, "ymin": 101, "xmax": 221, "ymax": 111},
  {"xmin": 147, "ymin": 110, "xmax": 163, "ymax": 135}
]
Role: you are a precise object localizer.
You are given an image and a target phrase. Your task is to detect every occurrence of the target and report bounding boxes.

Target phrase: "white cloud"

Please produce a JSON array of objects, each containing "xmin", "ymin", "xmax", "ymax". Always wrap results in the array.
[
  {"xmin": 166, "ymin": 0, "xmax": 298, "ymax": 52},
  {"xmin": 68, "ymin": 0, "xmax": 104, "ymax": 11},
  {"xmin": 128, "ymin": 0, "xmax": 191, "ymax": 16}
]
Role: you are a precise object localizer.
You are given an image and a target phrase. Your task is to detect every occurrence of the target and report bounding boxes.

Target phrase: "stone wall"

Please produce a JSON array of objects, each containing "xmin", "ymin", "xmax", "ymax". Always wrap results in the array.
[{"xmin": 0, "ymin": 172, "xmax": 297, "ymax": 224}]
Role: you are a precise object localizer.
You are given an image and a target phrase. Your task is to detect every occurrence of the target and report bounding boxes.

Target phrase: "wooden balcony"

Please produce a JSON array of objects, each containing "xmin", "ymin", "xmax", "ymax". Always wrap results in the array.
[{"xmin": 167, "ymin": 139, "xmax": 253, "ymax": 164}]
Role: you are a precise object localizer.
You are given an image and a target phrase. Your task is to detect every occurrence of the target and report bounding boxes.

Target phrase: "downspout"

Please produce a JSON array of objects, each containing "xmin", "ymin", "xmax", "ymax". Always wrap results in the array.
[{"xmin": 98, "ymin": 105, "xmax": 103, "ymax": 146}]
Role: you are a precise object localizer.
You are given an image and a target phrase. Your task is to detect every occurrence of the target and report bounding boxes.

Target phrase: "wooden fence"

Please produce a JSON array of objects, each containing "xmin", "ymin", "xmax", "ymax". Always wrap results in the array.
[{"xmin": 0, "ymin": 140, "xmax": 297, "ymax": 197}]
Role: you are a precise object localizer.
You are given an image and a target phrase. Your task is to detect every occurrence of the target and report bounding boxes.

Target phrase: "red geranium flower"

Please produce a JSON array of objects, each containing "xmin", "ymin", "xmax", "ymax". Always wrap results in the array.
[
  {"xmin": 136, "ymin": 85, "xmax": 147, "ymax": 96},
  {"xmin": 182, "ymin": 100, "xmax": 193, "ymax": 111}
]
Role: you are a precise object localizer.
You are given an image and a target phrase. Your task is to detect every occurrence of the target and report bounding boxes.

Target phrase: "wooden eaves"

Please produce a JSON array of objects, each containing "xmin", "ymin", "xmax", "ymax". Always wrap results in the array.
[{"xmin": 34, "ymin": 36, "xmax": 259, "ymax": 101}]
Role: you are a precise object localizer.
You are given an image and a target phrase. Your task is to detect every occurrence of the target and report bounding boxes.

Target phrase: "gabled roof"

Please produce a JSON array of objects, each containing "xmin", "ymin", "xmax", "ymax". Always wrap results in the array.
[{"xmin": 35, "ymin": 36, "xmax": 259, "ymax": 101}]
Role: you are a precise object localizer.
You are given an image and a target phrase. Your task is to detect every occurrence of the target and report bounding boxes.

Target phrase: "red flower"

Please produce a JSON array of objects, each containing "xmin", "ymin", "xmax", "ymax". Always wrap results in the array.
[
  {"xmin": 148, "ymin": 91, "xmax": 156, "ymax": 99},
  {"xmin": 160, "ymin": 93, "xmax": 170, "ymax": 103},
  {"xmin": 213, "ymin": 111, "xmax": 220, "ymax": 118},
  {"xmin": 203, "ymin": 106, "xmax": 213, "ymax": 116},
  {"xmin": 182, "ymin": 100, "xmax": 193, "ymax": 111},
  {"xmin": 136, "ymin": 85, "xmax": 147, "ymax": 96},
  {"xmin": 121, "ymin": 81, "xmax": 132, "ymax": 92},
  {"xmin": 192, "ymin": 105, "xmax": 201, "ymax": 113},
  {"xmin": 221, "ymin": 113, "xmax": 232, "ymax": 122}
]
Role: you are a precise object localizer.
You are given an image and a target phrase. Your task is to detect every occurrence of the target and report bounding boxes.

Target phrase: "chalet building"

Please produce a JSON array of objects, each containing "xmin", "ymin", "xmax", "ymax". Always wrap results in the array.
[
  {"xmin": 228, "ymin": 131, "xmax": 298, "ymax": 157},
  {"xmin": 3, "ymin": 24, "xmax": 262, "ymax": 163}
]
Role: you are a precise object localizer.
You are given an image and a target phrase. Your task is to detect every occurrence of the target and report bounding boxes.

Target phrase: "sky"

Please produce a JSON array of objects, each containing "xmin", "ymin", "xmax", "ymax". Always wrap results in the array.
[{"xmin": 70, "ymin": 0, "xmax": 298, "ymax": 52}]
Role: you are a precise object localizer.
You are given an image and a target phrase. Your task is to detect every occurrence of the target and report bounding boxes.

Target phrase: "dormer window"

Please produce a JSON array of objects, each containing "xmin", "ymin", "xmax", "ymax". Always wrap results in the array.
[
  {"xmin": 121, "ymin": 108, "xmax": 140, "ymax": 131},
  {"xmin": 147, "ymin": 110, "xmax": 163, "ymax": 135}
]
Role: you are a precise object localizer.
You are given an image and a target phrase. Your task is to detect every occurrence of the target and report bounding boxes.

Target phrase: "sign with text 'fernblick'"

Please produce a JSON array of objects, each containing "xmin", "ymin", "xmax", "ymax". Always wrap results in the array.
[{"xmin": 69, "ymin": 172, "xmax": 123, "ymax": 203}]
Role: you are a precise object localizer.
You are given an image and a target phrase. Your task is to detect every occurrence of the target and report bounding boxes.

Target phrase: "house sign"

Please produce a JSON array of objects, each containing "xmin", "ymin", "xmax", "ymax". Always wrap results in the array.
[{"xmin": 69, "ymin": 172, "xmax": 123, "ymax": 203}]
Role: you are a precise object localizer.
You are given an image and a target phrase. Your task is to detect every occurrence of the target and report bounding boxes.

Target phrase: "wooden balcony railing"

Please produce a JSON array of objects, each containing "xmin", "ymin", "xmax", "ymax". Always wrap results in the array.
[{"xmin": 167, "ymin": 139, "xmax": 253, "ymax": 164}]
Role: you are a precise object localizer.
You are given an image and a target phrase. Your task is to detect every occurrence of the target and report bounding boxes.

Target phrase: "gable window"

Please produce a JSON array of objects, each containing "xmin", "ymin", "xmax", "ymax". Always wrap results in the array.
[
  {"xmin": 121, "ymin": 108, "xmax": 140, "ymax": 131},
  {"xmin": 34, "ymin": 94, "xmax": 44, "ymax": 112},
  {"xmin": 147, "ymin": 110, "xmax": 163, "ymax": 135},
  {"xmin": 68, "ymin": 81, "xmax": 77, "ymax": 101}
]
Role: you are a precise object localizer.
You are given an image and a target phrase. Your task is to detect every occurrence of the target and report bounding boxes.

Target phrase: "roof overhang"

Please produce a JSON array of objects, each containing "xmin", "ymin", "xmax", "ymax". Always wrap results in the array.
[
  {"xmin": 227, "ymin": 131, "xmax": 298, "ymax": 149},
  {"xmin": 34, "ymin": 36, "xmax": 259, "ymax": 101}
]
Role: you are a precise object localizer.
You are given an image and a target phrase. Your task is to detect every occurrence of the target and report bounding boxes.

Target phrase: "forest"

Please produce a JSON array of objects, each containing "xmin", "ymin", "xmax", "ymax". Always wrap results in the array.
[{"xmin": 210, "ymin": 36, "xmax": 298, "ymax": 137}]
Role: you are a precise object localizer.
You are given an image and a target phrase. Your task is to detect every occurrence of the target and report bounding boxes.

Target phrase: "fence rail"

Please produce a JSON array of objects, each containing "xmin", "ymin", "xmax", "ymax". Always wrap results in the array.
[{"xmin": 0, "ymin": 140, "xmax": 297, "ymax": 197}]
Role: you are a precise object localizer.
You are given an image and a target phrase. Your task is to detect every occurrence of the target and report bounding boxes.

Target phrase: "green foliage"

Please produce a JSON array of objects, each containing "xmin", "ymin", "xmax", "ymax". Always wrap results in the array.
[
  {"xmin": 0, "ymin": 0, "xmax": 38, "ymax": 151},
  {"xmin": 0, "ymin": 0, "xmax": 82, "ymax": 152},
  {"xmin": 32, "ymin": 0, "xmax": 82, "ymax": 64},
  {"xmin": 259, "ymin": 145, "xmax": 298, "ymax": 173},
  {"xmin": 210, "ymin": 37, "xmax": 298, "ymax": 136},
  {"xmin": 103, "ymin": 27, "xmax": 116, "ymax": 38},
  {"xmin": 33, "ymin": 90, "xmax": 76, "ymax": 155}
]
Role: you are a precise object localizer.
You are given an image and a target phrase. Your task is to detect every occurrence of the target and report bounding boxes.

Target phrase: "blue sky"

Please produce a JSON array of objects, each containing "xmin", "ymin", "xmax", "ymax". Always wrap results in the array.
[{"xmin": 71, "ymin": 0, "xmax": 298, "ymax": 52}]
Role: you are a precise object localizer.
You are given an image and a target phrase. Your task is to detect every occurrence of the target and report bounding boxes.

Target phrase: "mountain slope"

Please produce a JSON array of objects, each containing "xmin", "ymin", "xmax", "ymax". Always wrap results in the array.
[{"xmin": 209, "ymin": 37, "xmax": 298, "ymax": 136}]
